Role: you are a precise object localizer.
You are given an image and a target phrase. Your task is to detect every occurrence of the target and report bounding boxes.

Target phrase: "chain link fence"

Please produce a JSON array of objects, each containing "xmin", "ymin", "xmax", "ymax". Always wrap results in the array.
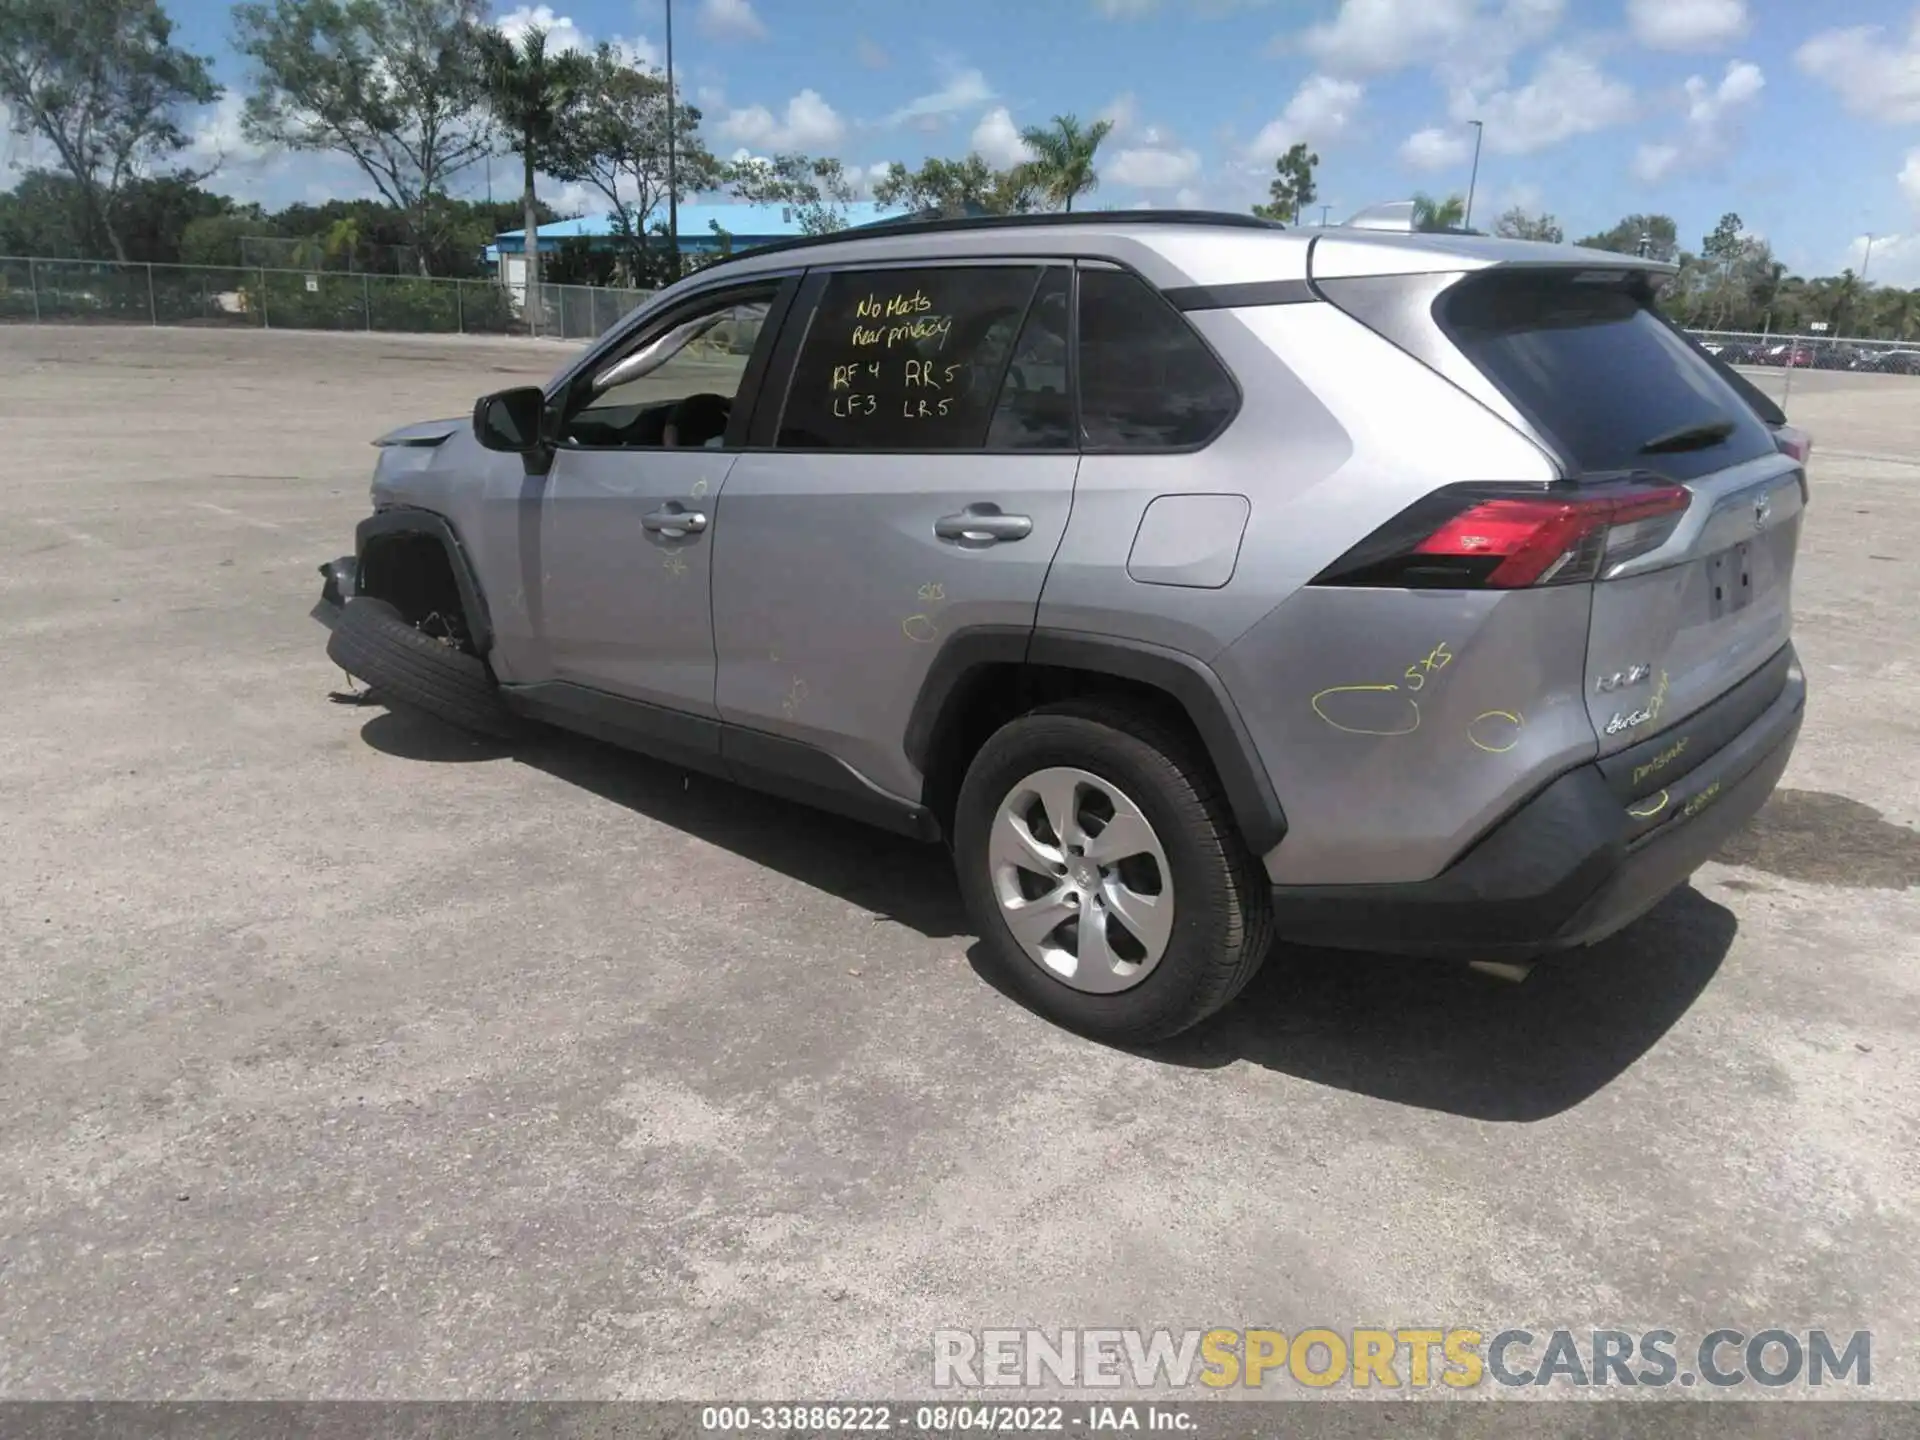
[{"xmin": 0, "ymin": 256, "xmax": 655, "ymax": 342}]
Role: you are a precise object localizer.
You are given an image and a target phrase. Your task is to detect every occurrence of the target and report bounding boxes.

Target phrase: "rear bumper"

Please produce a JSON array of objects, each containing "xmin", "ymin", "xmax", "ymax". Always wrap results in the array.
[{"xmin": 1270, "ymin": 645, "xmax": 1806, "ymax": 961}]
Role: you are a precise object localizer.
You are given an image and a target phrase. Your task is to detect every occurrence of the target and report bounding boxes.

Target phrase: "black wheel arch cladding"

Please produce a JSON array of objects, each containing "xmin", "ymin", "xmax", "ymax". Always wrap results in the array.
[
  {"xmin": 354, "ymin": 507, "xmax": 496, "ymax": 656},
  {"xmin": 905, "ymin": 626, "xmax": 1289, "ymax": 856}
]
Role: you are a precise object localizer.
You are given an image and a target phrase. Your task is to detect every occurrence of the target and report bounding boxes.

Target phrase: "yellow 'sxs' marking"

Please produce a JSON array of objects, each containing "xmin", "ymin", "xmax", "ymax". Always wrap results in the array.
[
  {"xmin": 1627, "ymin": 790, "xmax": 1670, "ymax": 820},
  {"xmin": 1466, "ymin": 710, "xmax": 1525, "ymax": 754},
  {"xmin": 1311, "ymin": 641, "xmax": 1454, "ymax": 736},
  {"xmin": 917, "ymin": 582, "xmax": 946, "ymax": 603}
]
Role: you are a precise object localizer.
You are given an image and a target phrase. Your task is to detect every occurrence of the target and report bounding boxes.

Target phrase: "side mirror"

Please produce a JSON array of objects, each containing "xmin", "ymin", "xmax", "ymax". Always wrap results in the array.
[{"xmin": 473, "ymin": 386, "xmax": 549, "ymax": 453}]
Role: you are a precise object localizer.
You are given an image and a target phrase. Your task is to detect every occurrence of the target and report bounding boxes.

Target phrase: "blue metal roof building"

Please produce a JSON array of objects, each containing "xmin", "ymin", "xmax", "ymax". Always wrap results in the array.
[{"xmin": 486, "ymin": 201, "xmax": 903, "ymax": 263}]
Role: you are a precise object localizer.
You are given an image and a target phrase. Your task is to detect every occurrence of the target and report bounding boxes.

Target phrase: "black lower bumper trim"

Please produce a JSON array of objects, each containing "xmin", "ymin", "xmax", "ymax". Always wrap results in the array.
[
  {"xmin": 1271, "ymin": 649, "xmax": 1806, "ymax": 961},
  {"xmin": 314, "ymin": 556, "xmax": 357, "ymax": 628}
]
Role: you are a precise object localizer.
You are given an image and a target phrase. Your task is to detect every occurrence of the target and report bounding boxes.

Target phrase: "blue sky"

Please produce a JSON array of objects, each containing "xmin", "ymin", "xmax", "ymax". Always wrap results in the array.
[{"xmin": 11, "ymin": 0, "xmax": 1919, "ymax": 283}]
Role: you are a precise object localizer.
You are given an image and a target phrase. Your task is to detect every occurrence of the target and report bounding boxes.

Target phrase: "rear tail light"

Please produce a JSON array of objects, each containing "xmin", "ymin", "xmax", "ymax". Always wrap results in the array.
[
  {"xmin": 1311, "ymin": 480, "xmax": 1691, "ymax": 590},
  {"xmin": 1774, "ymin": 424, "xmax": 1812, "ymax": 466}
]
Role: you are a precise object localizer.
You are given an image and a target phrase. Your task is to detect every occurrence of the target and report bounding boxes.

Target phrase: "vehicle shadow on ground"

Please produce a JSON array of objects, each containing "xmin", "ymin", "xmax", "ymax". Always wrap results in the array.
[
  {"xmin": 965, "ymin": 886, "xmax": 1736, "ymax": 1123},
  {"xmin": 360, "ymin": 706, "xmax": 1737, "ymax": 1120},
  {"xmin": 357, "ymin": 708, "xmax": 971, "ymax": 938},
  {"xmin": 1142, "ymin": 885, "xmax": 1738, "ymax": 1122}
]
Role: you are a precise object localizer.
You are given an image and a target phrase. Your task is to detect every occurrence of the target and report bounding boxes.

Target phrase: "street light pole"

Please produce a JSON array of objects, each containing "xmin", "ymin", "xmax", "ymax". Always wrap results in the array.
[
  {"xmin": 665, "ymin": 0, "xmax": 680, "ymax": 282},
  {"xmin": 1463, "ymin": 119, "xmax": 1484, "ymax": 232},
  {"xmin": 1861, "ymin": 233, "xmax": 1876, "ymax": 285},
  {"xmin": 1319, "ymin": 204, "xmax": 1331, "ymax": 227}
]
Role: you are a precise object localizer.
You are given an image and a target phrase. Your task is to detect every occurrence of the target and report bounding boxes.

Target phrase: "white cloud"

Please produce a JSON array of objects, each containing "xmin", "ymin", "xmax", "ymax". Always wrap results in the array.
[
  {"xmin": 1106, "ymin": 144, "xmax": 1203, "ymax": 188},
  {"xmin": 1097, "ymin": 92, "xmax": 1139, "ymax": 138},
  {"xmin": 1627, "ymin": 0, "xmax": 1747, "ymax": 52},
  {"xmin": 495, "ymin": 4, "xmax": 590, "ymax": 52},
  {"xmin": 1903, "ymin": 151, "xmax": 1920, "ymax": 211},
  {"xmin": 1848, "ymin": 232, "xmax": 1920, "ymax": 288},
  {"xmin": 1631, "ymin": 59, "xmax": 1763, "ymax": 182},
  {"xmin": 1450, "ymin": 49, "xmax": 1634, "ymax": 154},
  {"xmin": 182, "ymin": 93, "xmax": 272, "ymax": 167},
  {"xmin": 1175, "ymin": 185, "xmax": 1205, "ymax": 208},
  {"xmin": 885, "ymin": 68, "xmax": 997, "ymax": 130},
  {"xmin": 1796, "ymin": 15, "xmax": 1920, "ymax": 123},
  {"xmin": 493, "ymin": 7, "xmax": 658, "ymax": 66},
  {"xmin": 716, "ymin": 89, "xmax": 846, "ymax": 150},
  {"xmin": 1247, "ymin": 73, "xmax": 1363, "ymax": 157},
  {"xmin": 608, "ymin": 35, "xmax": 660, "ymax": 67},
  {"xmin": 1632, "ymin": 143, "xmax": 1683, "ymax": 184},
  {"xmin": 698, "ymin": 0, "xmax": 767, "ymax": 41},
  {"xmin": 1299, "ymin": 0, "xmax": 1479, "ymax": 74},
  {"xmin": 1399, "ymin": 126, "xmax": 1471, "ymax": 170},
  {"xmin": 970, "ymin": 106, "xmax": 1033, "ymax": 167}
]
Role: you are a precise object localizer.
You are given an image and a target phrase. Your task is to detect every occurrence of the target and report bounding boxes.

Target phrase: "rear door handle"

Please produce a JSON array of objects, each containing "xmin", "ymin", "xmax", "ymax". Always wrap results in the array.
[
  {"xmin": 935, "ymin": 506, "xmax": 1033, "ymax": 544},
  {"xmin": 642, "ymin": 504, "xmax": 708, "ymax": 537}
]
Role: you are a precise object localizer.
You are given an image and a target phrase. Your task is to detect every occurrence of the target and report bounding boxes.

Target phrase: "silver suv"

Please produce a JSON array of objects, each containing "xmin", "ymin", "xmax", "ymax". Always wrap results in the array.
[{"xmin": 316, "ymin": 211, "xmax": 1808, "ymax": 1043}]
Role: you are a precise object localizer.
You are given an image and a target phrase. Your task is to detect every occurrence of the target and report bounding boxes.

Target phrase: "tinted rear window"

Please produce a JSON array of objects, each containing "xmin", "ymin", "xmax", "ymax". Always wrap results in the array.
[{"xmin": 1440, "ymin": 274, "xmax": 1776, "ymax": 480}]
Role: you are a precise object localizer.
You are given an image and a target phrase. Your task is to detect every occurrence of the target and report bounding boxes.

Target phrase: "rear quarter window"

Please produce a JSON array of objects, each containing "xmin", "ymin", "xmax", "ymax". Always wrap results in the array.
[{"xmin": 1439, "ymin": 273, "xmax": 1777, "ymax": 481}]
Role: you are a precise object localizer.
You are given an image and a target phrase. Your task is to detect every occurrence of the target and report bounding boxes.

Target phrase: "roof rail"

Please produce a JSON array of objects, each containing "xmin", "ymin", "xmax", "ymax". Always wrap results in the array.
[{"xmin": 696, "ymin": 207, "xmax": 1289, "ymax": 272}]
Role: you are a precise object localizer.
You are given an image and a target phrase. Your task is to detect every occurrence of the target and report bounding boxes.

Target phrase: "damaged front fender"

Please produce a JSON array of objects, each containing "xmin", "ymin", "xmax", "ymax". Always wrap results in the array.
[{"xmin": 372, "ymin": 417, "xmax": 465, "ymax": 448}]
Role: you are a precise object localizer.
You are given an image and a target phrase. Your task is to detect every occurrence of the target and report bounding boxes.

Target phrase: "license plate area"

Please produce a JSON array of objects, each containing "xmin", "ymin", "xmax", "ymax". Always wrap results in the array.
[{"xmin": 1705, "ymin": 540, "xmax": 1756, "ymax": 621}]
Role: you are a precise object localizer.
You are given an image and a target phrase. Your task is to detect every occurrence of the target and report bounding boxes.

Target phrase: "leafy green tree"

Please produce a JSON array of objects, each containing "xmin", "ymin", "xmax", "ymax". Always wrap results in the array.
[
  {"xmin": 872, "ymin": 153, "xmax": 1036, "ymax": 217},
  {"xmin": 1493, "ymin": 207, "xmax": 1563, "ymax": 244},
  {"xmin": 1576, "ymin": 214, "xmax": 1679, "ymax": 262},
  {"xmin": 546, "ymin": 44, "xmax": 717, "ymax": 285},
  {"xmin": 233, "ymin": 0, "xmax": 493, "ymax": 270},
  {"xmin": 0, "ymin": 0, "xmax": 219, "ymax": 260},
  {"xmin": 1411, "ymin": 192, "xmax": 1466, "ymax": 233},
  {"xmin": 476, "ymin": 23, "xmax": 592, "ymax": 308},
  {"xmin": 1874, "ymin": 286, "xmax": 1920, "ymax": 342},
  {"xmin": 723, "ymin": 153, "xmax": 857, "ymax": 234},
  {"xmin": 1016, "ymin": 113, "xmax": 1113, "ymax": 213},
  {"xmin": 1251, "ymin": 142, "xmax": 1317, "ymax": 225}
]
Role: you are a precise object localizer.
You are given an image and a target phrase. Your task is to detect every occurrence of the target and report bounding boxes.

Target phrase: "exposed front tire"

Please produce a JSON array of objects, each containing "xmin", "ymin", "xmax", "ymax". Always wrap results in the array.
[
  {"xmin": 953, "ymin": 699, "xmax": 1274, "ymax": 1044},
  {"xmin": 325, "ymin": 597, "xmax": 520, "ymax": 740}
]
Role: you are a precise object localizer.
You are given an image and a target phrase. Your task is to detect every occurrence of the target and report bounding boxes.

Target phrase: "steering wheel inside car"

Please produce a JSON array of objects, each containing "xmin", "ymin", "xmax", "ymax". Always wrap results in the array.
[{"xmin": 663, "ymin": 392, "xmax": 732, "ymax": 448}]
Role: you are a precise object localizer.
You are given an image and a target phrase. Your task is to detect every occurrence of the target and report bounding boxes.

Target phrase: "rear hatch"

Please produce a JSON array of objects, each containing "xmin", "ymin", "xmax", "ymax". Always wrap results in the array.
[{"xmin": 1312, "ymin": 256, "xmax": 1805, "ymax": 757}]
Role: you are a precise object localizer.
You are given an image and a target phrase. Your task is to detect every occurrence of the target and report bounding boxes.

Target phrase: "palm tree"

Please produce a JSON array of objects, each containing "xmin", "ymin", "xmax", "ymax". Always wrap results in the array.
[
  {"xmin": 1017, "ymin": 114, "xmax": 1115, "ymax": 213},
  {"xmin": 479, "ymin": 25, "xmax": 594, "ymax": 328},
  {"xmin": 1411, "ymin": 192, "xmax": 1467, "ymax": 233}
]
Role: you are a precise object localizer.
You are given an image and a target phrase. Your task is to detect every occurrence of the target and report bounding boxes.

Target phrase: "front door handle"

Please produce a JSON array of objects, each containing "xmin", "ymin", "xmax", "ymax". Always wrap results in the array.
[
  {"xmin": 935, "ymin": 505, "xmax": 1033, "ymax": 545},
  {"xmin": 642, "ymin": 504, "xmax": 708, "ymax": 538}
]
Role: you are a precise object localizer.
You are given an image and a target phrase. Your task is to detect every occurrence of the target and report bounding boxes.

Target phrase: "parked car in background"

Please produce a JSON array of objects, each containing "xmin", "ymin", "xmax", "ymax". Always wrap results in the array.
[{"xmin": 1862, "ymin": 349, "xmax": 1920, "ymax": 375}]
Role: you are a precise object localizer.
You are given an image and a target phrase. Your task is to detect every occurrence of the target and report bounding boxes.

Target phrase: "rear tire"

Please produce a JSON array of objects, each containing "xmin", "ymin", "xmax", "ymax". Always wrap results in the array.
[
  {"xmin": 953, "ymin": 699, "xmax": 1274, "ymax": 1044},
  {"xmin": 326, "ymin": 597, "xmax": 520, "ymax": 740}
]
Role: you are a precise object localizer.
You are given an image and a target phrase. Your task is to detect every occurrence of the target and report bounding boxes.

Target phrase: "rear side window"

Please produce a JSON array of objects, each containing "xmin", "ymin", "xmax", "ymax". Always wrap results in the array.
[
  {"xmin": 776, "ymin": 266, "xmax": 1041, "ymax": 450},
  {"xmin": 1441, "ymin": 274, "xmax": 1776, "ymax": 480},
  {"xmin": 987, "ymin": 267, "xmax": 1073, "ymax": 450},
  {"xmin": 1078, "ymin": 268, "xmax": 1239, "ymax": 450}
]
